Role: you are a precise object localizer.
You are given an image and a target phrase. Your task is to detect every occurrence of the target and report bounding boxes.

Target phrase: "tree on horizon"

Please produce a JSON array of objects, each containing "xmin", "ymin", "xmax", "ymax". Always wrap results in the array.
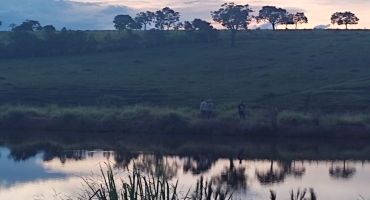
[
  {"xmin": 154, "ymin": 7, "xmax": 180, "ymax": 30},
  {"xmin": 280, "ymin": 13, "xmax": 294, "ymax": 29},
  {"xmin": 135, "ymin": 11, "xmax": 155, "ymax": 31},
  {"xmin": 256, "ymin": 6, "xmax": 287, "ymax": 30},
  {"xmin": 211, "ymin": 2, "xmax": 254, "ymax": 47},
  {"xmin": 292, "ymin": 12, "xmax": 308, "ymax": 29},
  {"xmin": 12, "ymin": 20, "xmax": 42, "ymax": 31},
  {"xmin": 331, "ymin": 11, "xmax": 359, "ymax": 30},
  {"xmin": 113, "ymin": 15, "xmax": 141, "ymax": 32}
]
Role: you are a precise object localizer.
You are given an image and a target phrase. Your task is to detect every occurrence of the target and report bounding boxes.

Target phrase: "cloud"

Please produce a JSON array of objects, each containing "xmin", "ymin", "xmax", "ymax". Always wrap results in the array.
[
  {"xmin": 183, "ymin": 0, "xmax": 200, "ymax": 5},
  {"xmin": 99, "ymin": 5, "xmax": 131, "ymax": 15},
  {"xmin": 285, "ymin": 7, "xmax": 306, "ymax": 13},
  {"xmin": 313, "ymin": 24, "xmax": 331, "ymax": 29},
  {"xmin": 257, "ymin": 23, "xmax": 273, "ymax": 29}
]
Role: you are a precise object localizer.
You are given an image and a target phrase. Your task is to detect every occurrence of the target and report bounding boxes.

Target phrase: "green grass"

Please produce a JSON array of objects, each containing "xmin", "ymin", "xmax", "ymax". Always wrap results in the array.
[
  {"xmin": 1, "ymin": 30, "xmax": 370, "ymax": 112},
  {"xmin": 1, "ymin": 104, "xmax": 370, "ymax": 137}
]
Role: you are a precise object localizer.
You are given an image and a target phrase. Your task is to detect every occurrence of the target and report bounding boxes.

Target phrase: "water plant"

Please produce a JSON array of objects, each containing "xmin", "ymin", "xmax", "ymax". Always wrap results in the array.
[{"xmin": 81, "ymin": 162, "xmax": 183, "ymax": 200}]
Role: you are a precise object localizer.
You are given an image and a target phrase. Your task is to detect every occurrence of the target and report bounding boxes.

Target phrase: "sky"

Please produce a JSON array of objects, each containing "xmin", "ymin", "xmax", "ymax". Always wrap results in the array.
[{"xmin": 0, "ymin": 0, "xmax": 369, "ymax": 31}]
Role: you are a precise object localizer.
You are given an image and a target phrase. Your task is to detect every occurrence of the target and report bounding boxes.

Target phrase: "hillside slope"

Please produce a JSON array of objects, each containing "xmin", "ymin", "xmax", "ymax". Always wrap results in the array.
[{"xmin": 0, "ymin": 30, "xmax": 370, "ymax": 112}]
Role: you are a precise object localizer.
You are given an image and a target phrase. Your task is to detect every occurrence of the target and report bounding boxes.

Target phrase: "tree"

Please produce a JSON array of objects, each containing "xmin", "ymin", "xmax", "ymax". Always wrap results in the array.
[
  {"xmin": 128, "ymin": 21, "xmax": 142, "ymax": 30},
  {"xmin": 192, "ymin": 19, "xmax": 219, "ymax": 42},
  {"xmin": 12, "ymin": 20, "xmax": 41, "ymax": 31},
  {"xmin": 113, "ymin": 15, "xmax": 136, "ymax": 31},
  {"xmin": 9, "ymin": 23, "xmax": 17, "ymax": 30},
  {"xmin": 173, "ymin": 22, "xmax": 183, "ymax": 31},
  {"xmin": 135, "ymin": 11, "xmax": 155, "ymax": 31},
  {"xmin": 331, "ymin": 11, "xmax": 359, "ymax": 30},
  {"xmin": 280, "ymin": 13, "xmax": 294, "ymax": 29},
  {"xmin": 43, "ymin": 25, "xmax": 56, "ymax": 31},
  {"xmin": 154, "ymin": 7, "xmax": 180, "ymax": 30},
  {"xmin": 184, "ymin": 19, "xmax": 219, "ymax": 43},
  {"xmin": 184, "ymin": 21, "xmax": 195, "ymax": 42},
  {"xmin": 292, "ymin": 12, "xmax": 308, "ymax": 29},
  {"xmin": 211, "ymin": 2, "xmax": 253, "ymax": 47},
  {"xmin": 257, "ymin": 6, "xmax": 287, "ymax": 30}
]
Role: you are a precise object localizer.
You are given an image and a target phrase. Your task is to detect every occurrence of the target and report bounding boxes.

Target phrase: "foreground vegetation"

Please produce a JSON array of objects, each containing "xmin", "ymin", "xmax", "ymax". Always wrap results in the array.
[
  {"xmin": 36, "ymin": 161, "xmax": 317, "ymax": 200},
  {"xmin": 1, "ymin": 104, "xmax": 370, "ymax": 137},
  {"xmin": 76, "ymin": 163, "xmax": 317, "ymax": 200}
]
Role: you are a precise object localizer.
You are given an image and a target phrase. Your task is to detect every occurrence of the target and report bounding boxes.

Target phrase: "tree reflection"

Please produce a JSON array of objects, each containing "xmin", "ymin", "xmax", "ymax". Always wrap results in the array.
[
  {"xmin": 256, "ymin": 159, "xmax": 307, "ymax": 185},
  {"xmin": 256, "ymin": 160, "xmax": 285, "ymax": 185},
  {"xmin": 57, "ymin": 150, "xmax": 87, "ymax": 164},
  {"xmin": 112, "ymin": 151, "xmax": 139, "ymax": 169},
  {"xmin": 329, "ymin": 160, "xmax": 356, "ymax": 179},
  {"xmin": 277, "ymin": 160, "xmax": 306, "ymax": 178},
  {"xmin": 183, "ymin": 154, "xmax": 214, "ymax": 174},
  {"xmin": 8, "ymin": 147, "xmax": 38, "ymax": 162},
  {"xmin": 135, "ymin": 153, "xmax": 180, "ymax": 180},
  {"xmin": 211, "ymin": 158, "xmax": 247, "ymax": 190}
]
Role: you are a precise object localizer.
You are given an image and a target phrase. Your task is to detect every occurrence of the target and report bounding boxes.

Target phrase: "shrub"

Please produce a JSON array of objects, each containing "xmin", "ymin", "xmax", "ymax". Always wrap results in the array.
[{"xmin": 336, "ymin": 114, "xmax": 369, "ymax": 127}]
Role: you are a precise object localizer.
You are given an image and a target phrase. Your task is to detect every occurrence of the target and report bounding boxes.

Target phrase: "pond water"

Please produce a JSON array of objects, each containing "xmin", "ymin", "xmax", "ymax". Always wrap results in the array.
[{"xmin": 1, "ymin": 143, "xmax": 370, "ymax": 200}]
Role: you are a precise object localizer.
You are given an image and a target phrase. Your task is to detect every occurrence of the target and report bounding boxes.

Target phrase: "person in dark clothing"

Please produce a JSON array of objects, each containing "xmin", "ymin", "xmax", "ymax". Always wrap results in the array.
[
  {"xmin": 206, "ymin": 99, "xmax": 214, "ymax": 118},
  {"xmin": 238, "ymin": 101, "xmax": 246, "ymax": 119}
]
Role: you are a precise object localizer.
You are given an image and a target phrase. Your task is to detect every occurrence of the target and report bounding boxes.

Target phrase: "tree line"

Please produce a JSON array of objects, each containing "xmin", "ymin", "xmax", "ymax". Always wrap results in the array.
[{"xmin": 0, "ymin": 2, "xmax": 361, "ymax": 58}]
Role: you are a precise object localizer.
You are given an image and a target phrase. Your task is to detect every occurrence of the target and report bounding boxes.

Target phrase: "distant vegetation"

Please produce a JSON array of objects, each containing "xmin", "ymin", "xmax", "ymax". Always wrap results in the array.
[{"xmin": 0, "ymin": 2, "xmax": 361, "ymax": 58}]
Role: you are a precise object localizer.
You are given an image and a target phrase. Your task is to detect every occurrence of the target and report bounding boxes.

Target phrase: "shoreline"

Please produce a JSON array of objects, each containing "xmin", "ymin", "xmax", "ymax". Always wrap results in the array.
[{"xmin": 0, "ymin": 104, "xmax": 369, "ymax": 138}]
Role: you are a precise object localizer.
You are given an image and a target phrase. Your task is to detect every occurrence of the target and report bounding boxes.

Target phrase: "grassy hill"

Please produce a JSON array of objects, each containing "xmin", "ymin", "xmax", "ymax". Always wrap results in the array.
[{"xmin": 0, "ymin": 30, "xmax": 370, "ymax": 112}]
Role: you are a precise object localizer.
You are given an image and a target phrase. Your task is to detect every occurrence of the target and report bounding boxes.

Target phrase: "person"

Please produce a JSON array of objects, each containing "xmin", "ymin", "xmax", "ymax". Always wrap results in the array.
[
  {"xmin": 238, "ymin": 101, "xmax": 246, "ymax": 119},
  {"xmin": 200, "ymin": 99, "xmax": 207, "ymax": 118},
  {"xmin": 206, "ymin": 99, "xmax": 214, "ymax": 118}
]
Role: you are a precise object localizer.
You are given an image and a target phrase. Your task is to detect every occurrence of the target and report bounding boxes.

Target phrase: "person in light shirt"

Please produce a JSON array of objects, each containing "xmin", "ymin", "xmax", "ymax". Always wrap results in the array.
[{"xmin": 199, "ymin": 99, "xmax": 207, "ymax": 118}]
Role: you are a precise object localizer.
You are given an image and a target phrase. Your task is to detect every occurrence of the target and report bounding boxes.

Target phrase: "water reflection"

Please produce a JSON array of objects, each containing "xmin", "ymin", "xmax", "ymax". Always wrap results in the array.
[
  {"xmin": 211, "ymin": 158, "xmax": 247, "ymax": 190},
  {"xmin": 2, "ymin": 135, "xmax": 370, "ymax": 200},
  {"xmin": 183, "ymin": 154, "xmax": 214, "ymax": 175},
  {"xmin": 329, "ymin": 160, "xmax": 356, "ymax": 179},
  {"xmin": 256, "ymin": 160, "xmax": 285, "ymax": 185},
  {"xmin": 256, "ymin": 159, "xmax": 307, "ymax": 186},
  {"xmin": 1, "ymin": 146, "xmax": 370, "ymax": 200}
]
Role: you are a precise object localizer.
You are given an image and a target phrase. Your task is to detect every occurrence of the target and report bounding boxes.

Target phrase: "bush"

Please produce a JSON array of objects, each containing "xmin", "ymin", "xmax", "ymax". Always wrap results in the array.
[{"xmin": 336, "ymin": 114, "xmax": 369, "ymax": 127}]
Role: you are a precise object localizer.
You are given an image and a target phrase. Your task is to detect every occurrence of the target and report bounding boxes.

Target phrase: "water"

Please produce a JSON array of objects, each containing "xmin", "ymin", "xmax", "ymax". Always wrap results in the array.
[{"xmin": 1, "ymin": 145, "xmax": 370, "ymax": 200}]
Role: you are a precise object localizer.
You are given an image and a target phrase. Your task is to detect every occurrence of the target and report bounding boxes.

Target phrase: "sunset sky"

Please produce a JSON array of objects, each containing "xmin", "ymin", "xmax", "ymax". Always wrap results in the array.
[{"xmin": 0, "ymin": 0, "xmax": 369, "ymax": 30}]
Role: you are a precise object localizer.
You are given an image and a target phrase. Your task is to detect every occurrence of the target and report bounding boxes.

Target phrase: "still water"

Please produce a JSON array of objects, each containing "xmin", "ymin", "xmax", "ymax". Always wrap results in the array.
[{"xmin": 1, "ymin": 146, "xmax": 370, "ymax": 200}]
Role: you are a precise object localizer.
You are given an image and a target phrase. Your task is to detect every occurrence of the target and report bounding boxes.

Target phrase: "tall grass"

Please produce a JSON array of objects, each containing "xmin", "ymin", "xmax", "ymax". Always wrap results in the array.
[
  {"xmin": 80, "ymin": 163, "xmax": 236, "ymax": 200},
  {"xmin": 81, "ymin": 162, "xmax": 177, "ymax": 200},
  {"xmin": 0, "ymin": 104, "xmax": 370, "ymax": 136}
]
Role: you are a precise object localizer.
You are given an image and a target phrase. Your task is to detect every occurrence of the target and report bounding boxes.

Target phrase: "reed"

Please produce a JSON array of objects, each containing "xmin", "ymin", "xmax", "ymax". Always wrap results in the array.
[{"xmin": 81, "ymin": 162, "xmax": 182, "ymax": 200}]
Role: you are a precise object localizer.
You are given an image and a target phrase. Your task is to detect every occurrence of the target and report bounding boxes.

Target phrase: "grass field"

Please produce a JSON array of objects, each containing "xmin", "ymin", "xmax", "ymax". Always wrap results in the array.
[{"xmin": 1, "ymin": 30, "xmax": 370, "ymax": 112}]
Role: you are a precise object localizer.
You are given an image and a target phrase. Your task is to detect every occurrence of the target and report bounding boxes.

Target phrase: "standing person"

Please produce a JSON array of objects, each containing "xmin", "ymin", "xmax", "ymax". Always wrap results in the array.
[
  {"xmin": 207, "ymin": 99, "xmax": 214, "ymax": 118},
  {"xmin": 200, "ymin": 99, "xmax": 207, "ymax": 118},
  {"xmin": 238, "ymin": 101, "xmax": 246, "ymax": 119}
]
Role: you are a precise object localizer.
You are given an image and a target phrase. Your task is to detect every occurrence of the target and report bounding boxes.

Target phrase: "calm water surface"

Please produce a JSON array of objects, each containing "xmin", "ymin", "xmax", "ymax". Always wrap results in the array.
[{"xmin": 1, "ymin": 147, "xmax": 370, "ymax": 200}]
